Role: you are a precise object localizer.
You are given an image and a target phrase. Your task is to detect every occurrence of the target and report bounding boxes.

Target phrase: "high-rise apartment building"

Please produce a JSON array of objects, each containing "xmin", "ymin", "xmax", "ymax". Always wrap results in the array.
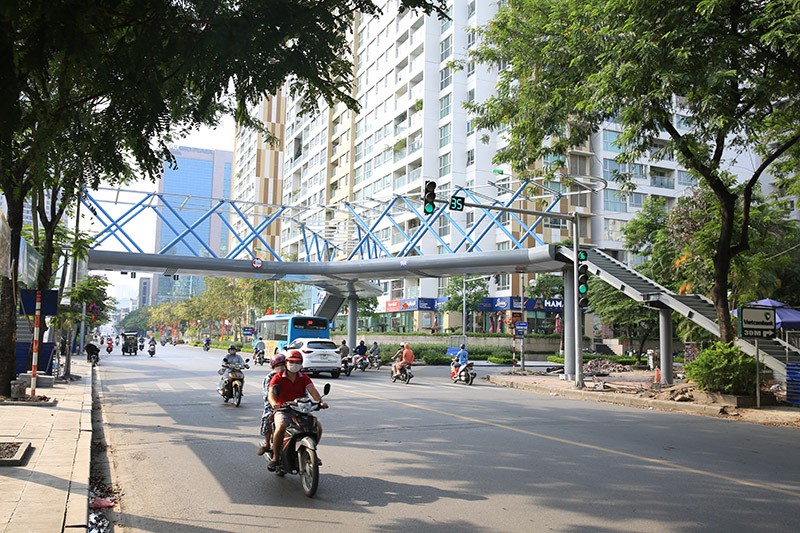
[
  {"xmin": 233, "ymin": 2, "xmax": 766, "ymax": 333},
  {"xmin": 230, "ymin": 92, "xmax": 287, "ymax": 257},
  {"xmin": 152, "ymin": 146, "xmax": 233, "ymax": 304}
]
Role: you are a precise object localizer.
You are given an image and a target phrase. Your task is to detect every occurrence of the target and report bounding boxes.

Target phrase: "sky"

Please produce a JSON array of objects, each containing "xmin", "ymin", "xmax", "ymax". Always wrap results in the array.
[{"xmin": 95, "ymin": 116, "xmax": 237, "ymax": 305}]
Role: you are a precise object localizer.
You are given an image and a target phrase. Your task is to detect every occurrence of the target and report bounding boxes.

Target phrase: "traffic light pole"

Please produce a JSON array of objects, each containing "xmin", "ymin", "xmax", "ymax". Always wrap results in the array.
[{"xmin": 572, "ymin": 211, "xmax": 584, "ymax": 389}]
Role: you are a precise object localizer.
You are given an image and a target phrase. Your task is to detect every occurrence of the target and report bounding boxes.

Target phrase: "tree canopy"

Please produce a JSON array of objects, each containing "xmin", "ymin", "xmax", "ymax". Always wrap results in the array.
[
  {"xmin": 468, "ymin": 0, "xmax": 800, "ymax": 342},
  {"xmin": 0, "ymin": 0, "xmax": 446, "ymax": 395}
]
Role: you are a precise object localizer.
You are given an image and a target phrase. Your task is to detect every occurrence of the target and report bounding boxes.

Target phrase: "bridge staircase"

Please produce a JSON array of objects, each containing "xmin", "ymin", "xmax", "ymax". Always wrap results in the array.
[
  {"xmin": 315, "ymin": 294, "xmax": 346, "ymax": 322},
  {"xmin": 571, "ymin": 248, "xmax": 800, "ymax": 382}
]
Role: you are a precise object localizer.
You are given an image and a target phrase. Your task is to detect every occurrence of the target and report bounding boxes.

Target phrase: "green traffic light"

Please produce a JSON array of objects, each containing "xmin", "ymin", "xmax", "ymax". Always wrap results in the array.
[
  {"xmin": 424, "ymin": 203, "xmax": 435, "ymax": 214},
  {"xmin": 578, "ymin": 284, "xmax": 588, "ymax": 294},
  {"xmin": 577, "ymin": 250, "xmax": 588, "ymax": 261}
]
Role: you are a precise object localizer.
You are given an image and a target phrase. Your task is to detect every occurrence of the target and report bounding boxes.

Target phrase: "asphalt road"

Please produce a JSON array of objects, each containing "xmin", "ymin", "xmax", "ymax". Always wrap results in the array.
[{"xmin": 96, "ymin": 344, "xmax": 800, "ymax": 532}]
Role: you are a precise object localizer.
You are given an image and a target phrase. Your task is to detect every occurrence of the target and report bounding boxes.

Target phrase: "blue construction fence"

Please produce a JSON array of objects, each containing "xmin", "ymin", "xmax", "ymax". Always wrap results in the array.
[
  {"xmin": 15, "ymin": 342, "xmax": 56, "ymax": 376},
  {"xmin": 787, "ymin": 363, "xmax": 800, "ymax": 407}
]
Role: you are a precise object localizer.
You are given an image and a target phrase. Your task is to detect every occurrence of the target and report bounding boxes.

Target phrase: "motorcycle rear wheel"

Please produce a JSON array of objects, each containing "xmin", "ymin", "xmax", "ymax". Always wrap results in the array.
[
  {"xmin": 233, "ymin": 383, "xmax": 242, "ymax": 407},
  {"xmin": 298, "ymin": 446, "xmax": 319, "ymax": 497}
]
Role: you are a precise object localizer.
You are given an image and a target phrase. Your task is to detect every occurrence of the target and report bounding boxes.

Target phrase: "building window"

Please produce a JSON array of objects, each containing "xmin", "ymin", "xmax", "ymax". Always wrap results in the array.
[
  {"xmin": 466, "ymin": 149, "xmax": 475, "ymax": 167},
  {"xmin": 438, "ymin": 216, "xmax": 450, "ymax": 236},
  {"xmin": 439, "ymin": 94, "xmax": 451, "ymax": 118},
  {"xmin": 467, "ymin": 61, "xmax": 475, "ymax": 77},
  {"xmin": 544, "ymin": 217, "xmax": 567, "ymax": 229},
  {"xmin": 438, "ymin": 152, "xmax": 452, "ymax": 177},
  {"xmin": 441, "ymin": 7, "xmax": 452, "ymax": 32},
  {"xmin": 440, "ymin": 66, "xmax": 452, "ymax": 90},
  {"xmin": 439, "ymin": 123, "xmax": 451, "ymax": 148},
  {"xmin": 467, "ymin": 0, "xmax": 476, "ymax": 18},
  {"xmin": 438, "ymin": 277, "xmax": 448, "ymax": 297},
  {"xmin": 650, "ymin": 168, "xmax": 675, "ymax": 189},
  {"xmin": 604, "ymin": 190, "xmax": 628, "ymax": 212},
  {"xmin": 629, "ymin": 163, "xmax": 646, "ymax": 180},
  {"xmin": 650, "ymin": 140, "xmax": 673, "ymax": 161},
  {"xmin": 466, "ymin": 211, "xmax": 474, "ymax": 228},
  {"xmin": 498, "ymin": 273, "xmax": 510, "ymax": 291},
  {"xmin": 602, "ymin": 130, "xmax": 622, "ymax": 153},
  {"xmin": 629, "ymin": 192, "xmax": 646, "ymax": 208},
  {"xmin": 440, "ymin": 35, "xmax": 452, "ymax": 62},
  {"xmin": 467, "ymin": 89, "xmax": 475, "ymax": 103},
  {"xmin": 466, "ymin": 120, "xmax": 474, "ymax": 135},
  {"xmin": 678, "ymin": 170, "xmax": 697, "ymax": 186},
  {"xmin": 467, "ymin": 30, "xmax": 476, "ymax": 48},
  {"xmin": 570, "ymin": 185, "xmax": 588, "ymax": 208},
  {"xmin": 603, "ymin": 218, "xmax": 626, "ymax": 242}
]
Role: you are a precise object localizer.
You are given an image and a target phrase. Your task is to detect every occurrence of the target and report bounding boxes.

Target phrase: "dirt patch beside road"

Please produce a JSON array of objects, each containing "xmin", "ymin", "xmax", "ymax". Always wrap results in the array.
[{"xmin": 498, "ymin": 369, "xmax": 800, "ymax": 429}]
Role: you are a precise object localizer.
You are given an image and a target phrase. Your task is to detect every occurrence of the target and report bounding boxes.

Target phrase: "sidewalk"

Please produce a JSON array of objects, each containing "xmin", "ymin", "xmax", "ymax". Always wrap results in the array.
[
  {"xmin": 487, "ymin": 370, "xmax": 800, "ymax": 428},
  {"xmin": 0, "ymin": 361, "xmax": 93, "ymax": 533}
]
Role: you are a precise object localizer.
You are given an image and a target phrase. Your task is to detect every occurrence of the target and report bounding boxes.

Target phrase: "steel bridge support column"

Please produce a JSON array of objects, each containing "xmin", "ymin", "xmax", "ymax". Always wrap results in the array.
[
  {"xmin": 348, "ymin": 295, "xmax": 358, "ymax": 353},
  {"xmin": 562, "ymin": 266, "xmax": 576, "ymax": 381},
  {"xmin": 659, "ymin": 308, "xmax": 673, "ymax": 385}
]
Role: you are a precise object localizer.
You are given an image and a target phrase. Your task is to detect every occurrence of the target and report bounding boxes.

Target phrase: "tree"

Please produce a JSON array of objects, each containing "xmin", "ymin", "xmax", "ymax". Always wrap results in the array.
[
  {"xmin": 467, "ymin": 0, "xmax": 800, "ymax": 342},
  {"xmin": 119, "ymin": 306, "xmax": 152, "ymax": 333},
  {"xmin": 527, "ymin": 273, "xmax": 563, "ymax": 300},
  {"xmin": 589, "ymin": 278, "xmax": 658, "ymax": 364},
  {"xmin": 0, "ymin": 0, "xmax": 447, "ymax": 395},
  {"xmin": 357, "ymin": 297, "xmax": 380, "ymax": 317},
  {"xmin": 439, "ymin": 276, "xmax": 489, "ymax": 332}
]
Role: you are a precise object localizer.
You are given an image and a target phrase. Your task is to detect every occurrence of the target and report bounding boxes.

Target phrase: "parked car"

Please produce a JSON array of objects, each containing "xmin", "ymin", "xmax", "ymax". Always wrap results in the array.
[{"xmin": 281, "ymin": 338, "xmax": 341, "ymax": 378}]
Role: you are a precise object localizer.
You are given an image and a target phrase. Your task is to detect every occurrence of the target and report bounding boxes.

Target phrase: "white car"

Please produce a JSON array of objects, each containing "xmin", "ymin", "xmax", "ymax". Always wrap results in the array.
[{"xmin": 282, "ymin": 338, "xmax": 341, "ymax": 378}]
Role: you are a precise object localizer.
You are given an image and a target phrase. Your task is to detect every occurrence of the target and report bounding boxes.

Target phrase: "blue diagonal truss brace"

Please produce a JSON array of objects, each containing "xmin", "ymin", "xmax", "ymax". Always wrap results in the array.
[{"xmin": 82, "ymin": 181, "xmax": 565, "ymax": 263}]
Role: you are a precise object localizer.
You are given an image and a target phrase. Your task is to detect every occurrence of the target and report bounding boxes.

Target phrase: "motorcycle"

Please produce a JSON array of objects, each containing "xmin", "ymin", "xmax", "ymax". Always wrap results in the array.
[
  {"xmin": 390, "ymin": 364, "xmax": 413, "ymax": 384},
  {"xmin": 160, "ymin": 339, "xmax": 167, "ymax": 347},
  {"xmin": 148, "ymin": 343, "xmax": 156, "ymax": 357},
  {"xmin": 254, "ymin": 349, "xmax": 266, "ymax": 366},
  {"xmin": 105, "ymin": 342, "xmax": 113, "ymax": 354},
  {"xmin": 138, "ymin": 340, "xmax": 145, "ymax": 351},
  {"xmin": 88, "ymin": 349, "xmax": 100, "ymax": 367},
  {"xmin": 451, "ymin": 361, "xmax": 476, "ymax": 386},
  {"xmin": 353, "ymin": 354, "xmax": 369, "ymax": 372},
  {"xmin": 218, "ymin": 358, "xmax": 250, "ymax": 407},
  {"xmin": 265, "ymin": 383, "xmax": 331, "ymax": 498},
  {"xmin": 203, "ymin": 343, "xmax": 210, "ymax": 352},
  {"xmin": 340, "ymin": 354, "xmax": 353, "ymax": 376},
  {"xmin": 367, "ymin": 353, "xmax": 382, "ymax": 370}
]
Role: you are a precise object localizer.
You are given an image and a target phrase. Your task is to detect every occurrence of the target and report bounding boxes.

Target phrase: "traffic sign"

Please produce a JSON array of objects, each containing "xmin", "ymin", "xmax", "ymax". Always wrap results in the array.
[
  {"xmin": 737, "ymin": 306, "xmax": 776, "ymax": 339},
  {"xmin": 514, "ymin": 321, "xmax": 527, "ymax": 339},
  {"xmin": 251, "ymin": 257, "xmax": 263, "ymax": 269}
]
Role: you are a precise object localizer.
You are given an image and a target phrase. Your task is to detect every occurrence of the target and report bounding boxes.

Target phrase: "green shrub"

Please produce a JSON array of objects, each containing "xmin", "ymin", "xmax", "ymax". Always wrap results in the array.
[
  {"xmin": 422, "ymin": 354, "xmax": 452, "ymax": 365},
  {"xmin": 548, "ymin": 356, "xmax": 565, "ymax": 364},
  {"xmin": 488, "ymin": 355, "xmax": 514, "ymax": 364},
  {"xmin": 684, "ymin": 341, "xmax": 764, "ymax": 395}
]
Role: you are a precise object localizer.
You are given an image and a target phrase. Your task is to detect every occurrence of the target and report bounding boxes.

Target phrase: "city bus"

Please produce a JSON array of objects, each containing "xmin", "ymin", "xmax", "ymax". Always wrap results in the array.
[{"xmin": 254, "ymin": 314, "xmax": 331, "ymax": 354}]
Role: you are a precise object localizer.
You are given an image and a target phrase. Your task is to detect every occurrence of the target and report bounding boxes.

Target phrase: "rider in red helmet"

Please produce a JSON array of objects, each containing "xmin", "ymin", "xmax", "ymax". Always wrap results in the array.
[{"xmin": 265, "ymin": 350, "xmax": 327, "ymax": 470}]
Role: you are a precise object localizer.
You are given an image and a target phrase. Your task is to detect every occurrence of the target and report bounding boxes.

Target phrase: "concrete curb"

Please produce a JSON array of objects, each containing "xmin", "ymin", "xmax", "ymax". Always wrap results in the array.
[
  {"xmin": 63, "ymin": 367, "xmax": 93, "ymax": 531},
  {"xmin": 0, "ymin": 440, "xmax": 31, "ymax": 466},
  {"xmin": 487, "ymin": 375, "xmax": 729, "ymax": 416}
]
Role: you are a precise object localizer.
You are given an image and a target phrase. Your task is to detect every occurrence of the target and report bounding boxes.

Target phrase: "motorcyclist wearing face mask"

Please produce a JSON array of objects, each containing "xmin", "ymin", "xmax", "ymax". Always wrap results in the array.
[
  {"xmin": 218, "ymin": 344, "xmax": 245, "ymax": 392},
  {"xmin": 266, "ymin": 350, "xmax": 328, "ymax": 471}
]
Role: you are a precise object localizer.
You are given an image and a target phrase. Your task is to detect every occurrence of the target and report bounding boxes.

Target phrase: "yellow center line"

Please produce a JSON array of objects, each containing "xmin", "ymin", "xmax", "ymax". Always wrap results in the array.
[{"xmin": 351, "ymin": 389, "xmax": 800, "ymax": 498}]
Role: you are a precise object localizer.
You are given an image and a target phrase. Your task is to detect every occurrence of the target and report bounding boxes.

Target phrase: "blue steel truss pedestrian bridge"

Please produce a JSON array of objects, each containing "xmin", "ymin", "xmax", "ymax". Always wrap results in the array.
[{"xmin": 83, "ymin": 184, "xmax": 800, "ymax": 384}]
